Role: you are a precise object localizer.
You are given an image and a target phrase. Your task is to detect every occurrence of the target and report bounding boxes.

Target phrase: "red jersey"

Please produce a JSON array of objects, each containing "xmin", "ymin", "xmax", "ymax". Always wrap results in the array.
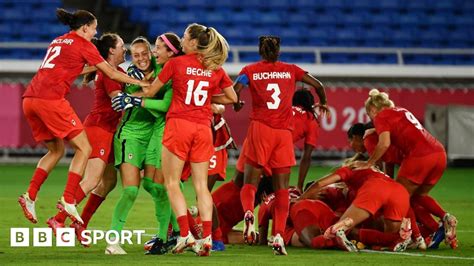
[
  {"xmin": 318, "ymin": 184, "xmax": 352, "ymax": 214},
  {"xmin": 364, "ymin": 131, "xmax": 403, "ymax": 164},
  {"xmin": 212, "ymin": 114, "xmax": 237, "ymax": 151},
  {"xmin": 258, "ymin": 192, "xmax": 296, "ymax": 244},
  {"xmin": 158, "ymin": 54, "xmax": 233, "ymax": 126},
  {"xmin": 24, "ymin": 31, "xmax": 105, "ymax": 100},
  {"xmin": 83, "ymin": 68, "xmax": 125, "ymax": 133},
  {"xmin": 239, "ymin": 61, "xmax": 306, "ymax": 129},
  {"xmin": 374, "ymin": 107, "xmax": 444, "ymax": 157},
  {"xmin": 335, "ymin": 166, "xmax": 394, "ymax": 192},
  {"xmin": 291, "ymin": 106, "xmax": 319, "ymax": 147},
  {"xmin": 212, "ymin": 182, "xmax": 244, "ymax": 235}
]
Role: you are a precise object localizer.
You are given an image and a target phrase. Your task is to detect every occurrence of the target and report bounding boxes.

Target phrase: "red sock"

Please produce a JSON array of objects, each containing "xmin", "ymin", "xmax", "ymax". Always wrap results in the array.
[
  {"xmin": 240, "ymin": 184, "xmax": 257, "ymax": 213},
  {"xmin": 27, "ymin": 168, "xmax": 48, "ymax": 201},
  {"xmin": 273, "ymin": 189, "xmax": 290, "ymax": 236},
  {"xmin": 177, "ymin": 215, "xmax": 190, "ymax": 238},
  {"xmin": 186, "ymin": 210, "xmax": 202, "ymax": 238},
  {"xmin": 359, "ymin": 229, "xmax": 399, "ymax": 246},
  {"xmin": 54, "ymin": 211, "xmax": 68, "ymax": 223},
  {"xmin": 202, "ymin": 221, "xmax": 212, "ymax": 238},
  {"xmin": 81, "ymin": 193, "xmax": 105, "ymax": 227},
  {"xmin": 407, "ymin": 207, "xmax": 422, "ymax": 239},
  {"xmin": 412, "ymin": 202, "xmax": 439, "ymax": 233},
  {"xmin": 63, "ymin": 172, "xmax": 82, "ymax": 204},
  {"xmin": 412, "ymin": 195, "xmax": 446, "ymax": 219},
  {"xmin": 213, "ymin": 227, "xmax": 223, "ymax": 241},
  {"xmin": 74, "ymin": 187, "xmax": 86, "ymax": 204},
  {"xmin": 311, "ymin": 235, "xmax": 336, "ymax": 249}
]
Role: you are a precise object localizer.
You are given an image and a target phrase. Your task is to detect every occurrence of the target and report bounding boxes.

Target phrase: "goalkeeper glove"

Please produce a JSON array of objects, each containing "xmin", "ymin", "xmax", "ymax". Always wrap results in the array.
[
  {"xmin": 111, "ymin": 92, "xmax": 142, "ymax": 111},
  {"xmin": 127, "ymin": 65, "xmax": 145, "ymax": 80}
]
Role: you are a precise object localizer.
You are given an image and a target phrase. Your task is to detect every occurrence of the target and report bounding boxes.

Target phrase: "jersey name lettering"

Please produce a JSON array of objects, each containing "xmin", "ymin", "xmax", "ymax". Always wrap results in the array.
[
  {"xmin": 51, "ymin": 38, "xmax": 74, "ymax": 45},
  {"xmin": 186, "ymin": 67, "xmax": 212, "ymax": 77},
  {"xmin": 253, "ymin": 72, "xmax": 291, "ymax": 80}
]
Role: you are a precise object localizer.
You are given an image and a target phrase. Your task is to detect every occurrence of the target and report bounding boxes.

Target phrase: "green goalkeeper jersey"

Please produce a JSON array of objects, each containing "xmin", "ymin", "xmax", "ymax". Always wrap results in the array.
[{"xmin": 115, "ymin": 57, "xmax": 160, "ymax": 140}]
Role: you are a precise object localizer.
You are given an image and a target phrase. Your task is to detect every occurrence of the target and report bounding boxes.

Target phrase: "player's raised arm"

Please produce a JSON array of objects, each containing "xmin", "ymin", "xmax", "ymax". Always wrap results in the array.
[{"xmin": 301, "ymin": 74, "xmax": 329, "ymax": 117}]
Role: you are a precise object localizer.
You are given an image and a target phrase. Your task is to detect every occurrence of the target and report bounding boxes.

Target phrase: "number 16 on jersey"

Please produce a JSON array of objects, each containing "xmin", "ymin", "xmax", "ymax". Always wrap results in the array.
[{"xmin": 185, "ymin": 80, "xmax": 209, "ymax": 106}]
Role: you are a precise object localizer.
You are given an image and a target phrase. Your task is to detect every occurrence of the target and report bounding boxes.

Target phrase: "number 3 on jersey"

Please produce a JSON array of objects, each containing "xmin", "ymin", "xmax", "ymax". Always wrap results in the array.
[
  {"xmin": 185, "ymin": 80, "xmax": 209, "ymax": 106},
  {"xmin": 40, "ymin": 46, "xmax": 61, "ymax": 69},
  {"xmin": 266, "ymin": 83, "xmax": 281, "ymax": 109}
]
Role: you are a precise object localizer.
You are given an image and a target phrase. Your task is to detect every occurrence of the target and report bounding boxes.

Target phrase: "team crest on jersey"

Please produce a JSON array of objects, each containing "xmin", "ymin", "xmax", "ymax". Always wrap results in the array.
[
  {"xmin": 100, "ymin": 149, "xmax": 105, "ymax": 156},
  {"xmin": 71, "ymin": 119, "xmax": 76, "ymax": 126},
  {"xmin": 128, "ymin": 153, "xmax": 133, "ymax": 160}
]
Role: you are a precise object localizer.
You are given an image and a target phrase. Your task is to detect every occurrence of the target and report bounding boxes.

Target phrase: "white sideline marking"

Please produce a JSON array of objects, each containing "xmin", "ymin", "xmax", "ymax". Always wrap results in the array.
[{"xmin": 361, "ymin": 249, "xmax": 474, "ymax": 261}]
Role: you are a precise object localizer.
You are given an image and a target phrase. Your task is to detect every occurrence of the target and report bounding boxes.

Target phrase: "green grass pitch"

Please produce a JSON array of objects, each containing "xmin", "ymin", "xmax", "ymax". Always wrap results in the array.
[{"xmin": 0, "ymin": 164, "xmax": 473, "ymax": 265}]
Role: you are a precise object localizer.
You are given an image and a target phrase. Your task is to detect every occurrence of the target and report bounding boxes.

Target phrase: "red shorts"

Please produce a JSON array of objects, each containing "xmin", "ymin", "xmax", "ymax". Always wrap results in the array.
[
  {"xmin": 85, "ymin": 126, "xmax": 114, "ymax": 164},
  {"xmin": 208, "ymin": 149, "xmax": 228, "ymax": 181},
  {"xmin": 181, "ymin": 163, "xmax": 191, "ymax": 181},
  {"xmin": 245, "ymin": 121, "xmax": 295, "ymax": 169},
  {"xmin": 23, "ymin": 98, "xmax": 83, "ymax": 142},
  {"xmin": 180, "ymin": 148, "xmax": 228, "ymax": 182},
  {"xmin": 397, "ymin": 152, "xmax": 447, "ymax": 185},
  {"xmin": 352, "ymin": 179, "xmax": 409, "ymax": 221},
  {"xmin": 290, "ymin": 199, "xmax": 338, "ymax": 235},
  {"xmin": 236, "ymin": 138, "xmax": 272, "ymax": 176},
  {"xmin": 163, "ymin": 118, "xmax": 214, "ymax": 163}
]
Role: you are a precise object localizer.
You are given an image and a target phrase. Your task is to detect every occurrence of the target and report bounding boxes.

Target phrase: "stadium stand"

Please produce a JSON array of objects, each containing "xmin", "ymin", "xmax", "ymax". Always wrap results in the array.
[{"xmin": 0, "ymin": 0, "xmax": 473, "ymax": 64}]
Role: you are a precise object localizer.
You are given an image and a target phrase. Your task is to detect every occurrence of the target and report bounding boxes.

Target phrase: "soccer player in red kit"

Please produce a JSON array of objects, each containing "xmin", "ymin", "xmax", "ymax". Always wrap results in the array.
[
  {"xmin": 19, "ymin": 8, "xmax": 148, "ymax": 225},
  {"xmin": 290, "ymin": 199, "xmax": 339, "ymax": 249},
  {"xmin": 291, "ymin": 89, "xmax": 320, "ymax": 191},
  {"xmin": 303, "ymin": 154, "xmax": 412, "ymax": 252},
  {"xmin": 234, "ymin": 36, "xmax": 328, "ymax": 255},
  {"xmin": 354, "ymin": 89, "xmax": 458, "ymax": 248},
  {"xmin": 258, "ymin": 188, "xmax": 302, "ymax": 247},
  {"xmin": 140, "ymin": 23, "xmax": 237, "ymax": 256},
  {"xmin": 46, "ymin": 33, "xmax": 126, "ymax": 238},
  {"xmin": 349, "ymin": 122, "xmax": 431, "ymax": 250}
]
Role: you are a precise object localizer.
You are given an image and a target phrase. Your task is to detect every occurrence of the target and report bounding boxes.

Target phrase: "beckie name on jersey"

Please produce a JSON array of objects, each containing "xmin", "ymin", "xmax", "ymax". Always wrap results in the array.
[
  {"xmin": 253, "ymin": 72, "xmax": 291, "ymax": 80},
  {"xmin": 51, "ymin": 38, "xmax": 74, "ymax": 45},
  {"xmin": 186, "ymin": 67, "xmax": 212, "ymax": 77}
]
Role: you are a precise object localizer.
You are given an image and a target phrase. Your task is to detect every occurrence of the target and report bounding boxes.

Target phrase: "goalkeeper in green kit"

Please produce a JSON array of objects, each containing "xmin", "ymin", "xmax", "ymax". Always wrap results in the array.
[{"xmin": 106, "ymin": 33, "xmax": 184, "ymax": 255}]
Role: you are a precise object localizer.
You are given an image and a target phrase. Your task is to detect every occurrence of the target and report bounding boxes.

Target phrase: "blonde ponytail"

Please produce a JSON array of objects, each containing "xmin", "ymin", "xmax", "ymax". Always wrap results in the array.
[
  {"xmin": 365, "ymin": 88, "xmax": 394, "ymax": 111},
  {"xmin": 199, "ymin": 27, "xmax": 228, "ymax": 70},
  {"xmin": 186, "ymin": 23, "xmax": 228, "ymax": 71}
]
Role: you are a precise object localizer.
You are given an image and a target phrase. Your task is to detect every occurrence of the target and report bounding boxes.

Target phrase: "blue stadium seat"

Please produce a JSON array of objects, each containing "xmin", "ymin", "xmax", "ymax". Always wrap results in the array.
[
  {"xmin": 0, "ymin": 24, "xmax": 13, "ymax": 35},
  {"xmin": 175, "ymin": 11, "xmax": 202, "ymax": 24},
  {"xmin": 129, "ymin": 7, "xmax": 151, "ymax": 23},
  {"xmin": 0, "ymin": 9, "xmax": 24, "ymax": 21},
  {"xmin": 279, "ymin": 53, "xmax": 314, "ymax": 63},
  {"xmin": 321, "ymin": 53, "xmax": 347, "ymax": 63},
  {"xmin": 240, "ymin": 52, "xmax": 261, "ymax": 62},
  {"xmin": 1, "ymin": 0, "xmax": 472, "ymax": 64}
]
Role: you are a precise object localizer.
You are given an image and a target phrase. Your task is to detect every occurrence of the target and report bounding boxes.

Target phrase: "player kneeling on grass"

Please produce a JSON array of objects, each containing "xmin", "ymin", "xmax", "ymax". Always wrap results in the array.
[
  {"xmin": 301, "ymin": 154, "xmax": 412, "ymax": 252},
  {"xmin": 258, "ymin": 187, "xmax": 304, "ymax": 248}
]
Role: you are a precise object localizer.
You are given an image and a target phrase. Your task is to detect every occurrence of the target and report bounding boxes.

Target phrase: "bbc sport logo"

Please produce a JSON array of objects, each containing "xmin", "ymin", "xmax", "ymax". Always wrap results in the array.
[{"xmin": 10, "ymin": 228, "xmax": 145, "ymax": 247}]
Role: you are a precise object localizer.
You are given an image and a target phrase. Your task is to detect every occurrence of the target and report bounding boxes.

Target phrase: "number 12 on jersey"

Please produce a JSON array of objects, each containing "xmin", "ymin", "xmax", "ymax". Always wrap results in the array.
[
  {"xmin": 40, "ymin": 46, "xmax": 61, "ymax": 69},
  {"xmin": 185, "ymin": 80, "xmax": 209, "ymax": 106}
]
